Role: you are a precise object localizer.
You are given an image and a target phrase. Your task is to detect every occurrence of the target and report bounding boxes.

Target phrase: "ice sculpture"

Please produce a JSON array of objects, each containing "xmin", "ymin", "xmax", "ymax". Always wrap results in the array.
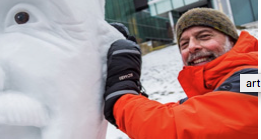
[{"xmin": 0, "ymin": 0, "xmax": 124, "ymax": 138}]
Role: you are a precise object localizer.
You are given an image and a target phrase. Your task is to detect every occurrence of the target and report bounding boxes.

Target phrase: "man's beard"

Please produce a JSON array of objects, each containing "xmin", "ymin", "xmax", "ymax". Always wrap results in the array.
[{"xmin": 186, "ymin": 37, "xmax": 233, "ymax": 66}]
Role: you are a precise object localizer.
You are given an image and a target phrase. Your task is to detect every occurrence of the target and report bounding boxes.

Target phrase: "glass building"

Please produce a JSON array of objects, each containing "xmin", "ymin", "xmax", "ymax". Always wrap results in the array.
[
  {"xmin": 105, "ymin": 0, "xmax": 257, "ymax": 44},
  {"xmin": 148, "ymin": 0, "xmax": 258, "ymax": 26},
  {"xmin": 214, "ymin": 0, "xmax": 258, "ymax": 25},
  {"xmin": 105, "ymin": 0, "xmax": 173, "ymax": 44}
]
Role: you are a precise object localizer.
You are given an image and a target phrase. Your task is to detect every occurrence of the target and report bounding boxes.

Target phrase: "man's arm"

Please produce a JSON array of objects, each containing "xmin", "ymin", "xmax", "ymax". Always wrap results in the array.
[
  {"xmin": 104, "ymin": 39, "xmax": 147, "ymax": 127},
  {"xmin": 113, "ymin": 90, "xmax": 258, "ymax": 138}
]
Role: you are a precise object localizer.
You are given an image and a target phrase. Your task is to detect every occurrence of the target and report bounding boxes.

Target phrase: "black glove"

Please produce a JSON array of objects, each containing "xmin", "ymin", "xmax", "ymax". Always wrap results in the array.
[
  {"xmin": 104, "ymin": 39, "xmax": 147, "ymax": 127},
  {"xmin": 110, "ymin": 22, "xmax": 137, "ymax": 43}
]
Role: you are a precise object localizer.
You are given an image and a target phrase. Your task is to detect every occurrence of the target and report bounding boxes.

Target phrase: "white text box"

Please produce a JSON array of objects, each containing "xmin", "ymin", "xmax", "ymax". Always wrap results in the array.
[{"xmin": 240, "ymin": 74, "xmax": 261, "ymax": 92}]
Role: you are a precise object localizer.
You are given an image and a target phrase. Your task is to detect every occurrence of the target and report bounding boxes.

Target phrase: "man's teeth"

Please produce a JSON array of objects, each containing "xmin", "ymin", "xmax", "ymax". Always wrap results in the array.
[{"xmin": 193, "ymin": 58, "xmax": 208, "ymax": 64}]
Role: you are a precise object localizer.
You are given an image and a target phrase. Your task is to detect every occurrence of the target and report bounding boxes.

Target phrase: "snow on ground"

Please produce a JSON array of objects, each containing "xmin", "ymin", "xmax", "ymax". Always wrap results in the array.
[{"xmin": 106, "ymin": 25, "xmax": 258, "ymax": 139}]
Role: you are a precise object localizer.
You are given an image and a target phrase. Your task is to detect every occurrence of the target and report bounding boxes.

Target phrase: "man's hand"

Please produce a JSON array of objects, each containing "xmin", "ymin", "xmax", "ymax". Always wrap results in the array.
[
  {"xmin": 104, "ymin": 39, "xmax": 142, "ymax": 127},
  {"xmin": 110, "ymin": 22, "xmax": 137, "ymax": 43}
]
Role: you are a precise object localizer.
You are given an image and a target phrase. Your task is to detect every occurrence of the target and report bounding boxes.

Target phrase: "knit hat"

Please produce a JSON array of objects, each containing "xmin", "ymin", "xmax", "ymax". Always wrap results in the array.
[{"xmin": 176, "ymin": 8, "xmax": 238, "ymax": 46}]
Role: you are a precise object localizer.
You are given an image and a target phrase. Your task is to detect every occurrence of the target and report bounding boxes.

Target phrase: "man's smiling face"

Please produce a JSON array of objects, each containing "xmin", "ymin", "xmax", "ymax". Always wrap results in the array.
[{"xmin": 179, "ymin": 26, "xmax": 234, "ymax": 66}]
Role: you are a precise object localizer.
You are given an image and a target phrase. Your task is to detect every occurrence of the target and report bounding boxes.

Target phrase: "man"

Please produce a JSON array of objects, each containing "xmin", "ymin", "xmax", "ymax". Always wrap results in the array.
[{"xmin": 104, "ymin": 8, "xmax": 258, "ymax": 138}]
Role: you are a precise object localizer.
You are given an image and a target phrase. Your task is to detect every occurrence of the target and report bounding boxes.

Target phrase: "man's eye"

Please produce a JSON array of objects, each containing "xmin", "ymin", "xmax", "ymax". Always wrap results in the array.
[
  {"xmin": 180, "ymin": 42, "xmax": 188, "ymax": 49},
  {"xmin": 15, "ymin": 12, "xmax": 30, "ymax": 24},
  {"xmin": 199, "ymin": 34, "xmax": 211, "ymax": 39}
]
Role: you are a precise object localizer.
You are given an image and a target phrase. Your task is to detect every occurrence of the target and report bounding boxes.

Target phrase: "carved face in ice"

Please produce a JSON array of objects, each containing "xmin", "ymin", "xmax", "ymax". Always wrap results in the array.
[{"xmin": 0, "ymin": 0, "xmax": 124, "ymax": 138}]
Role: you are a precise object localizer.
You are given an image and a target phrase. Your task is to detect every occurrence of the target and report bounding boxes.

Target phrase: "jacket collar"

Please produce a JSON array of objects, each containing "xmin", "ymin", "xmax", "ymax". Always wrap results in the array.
[{"xmin": 178, "ymin": 31, "xmax": 258, "ymax": 98}]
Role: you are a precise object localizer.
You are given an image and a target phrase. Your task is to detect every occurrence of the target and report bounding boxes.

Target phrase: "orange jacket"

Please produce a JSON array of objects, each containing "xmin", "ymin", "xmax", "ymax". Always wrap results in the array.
[{"xmin": 113, "ymin": 31, "xmax": 258, "ymax": 139}]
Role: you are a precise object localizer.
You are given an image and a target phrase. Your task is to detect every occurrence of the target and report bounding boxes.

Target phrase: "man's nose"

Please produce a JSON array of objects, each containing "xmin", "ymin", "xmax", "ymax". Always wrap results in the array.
[{"xmin": 188, "ymin": 39, "xmax": 202, "ymax": 53}]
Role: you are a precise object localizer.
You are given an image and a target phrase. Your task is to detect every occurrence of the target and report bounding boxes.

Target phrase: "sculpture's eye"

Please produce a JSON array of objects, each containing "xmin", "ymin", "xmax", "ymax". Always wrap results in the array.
[{"xmin": 14, "ymin": 12, "xmax": 29, "ymax": 24}]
